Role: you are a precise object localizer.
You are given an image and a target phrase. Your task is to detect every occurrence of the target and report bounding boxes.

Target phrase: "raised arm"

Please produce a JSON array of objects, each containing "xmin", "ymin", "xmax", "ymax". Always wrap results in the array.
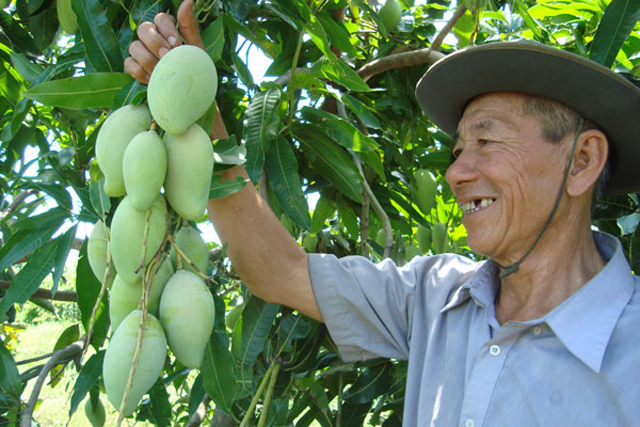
[{"xmin": 124, "ymin": 0, "xmax": 322, "ymax": 321}]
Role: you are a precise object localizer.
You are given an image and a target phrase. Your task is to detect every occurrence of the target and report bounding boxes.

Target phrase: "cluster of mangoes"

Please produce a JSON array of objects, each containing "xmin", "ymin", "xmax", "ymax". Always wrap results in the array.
[{"xmin": 88, "ymin": 45, "xmax": 219, "ymax": 416}]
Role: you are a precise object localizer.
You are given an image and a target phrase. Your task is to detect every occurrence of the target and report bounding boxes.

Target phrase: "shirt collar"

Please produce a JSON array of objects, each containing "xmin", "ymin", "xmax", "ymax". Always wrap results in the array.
[
  {"xmin": 440, "ymin": 232, "xmax": 636, "ymax": 373},
  {"xmin": 543, "ymin": 232, "xmax": 635, "ymax": 373}
]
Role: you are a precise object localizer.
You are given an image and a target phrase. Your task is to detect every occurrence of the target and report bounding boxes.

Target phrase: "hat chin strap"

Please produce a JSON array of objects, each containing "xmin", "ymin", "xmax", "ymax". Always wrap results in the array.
[{"xmin": 496, "ymin": 118, "xmax": 585, "ymax": 279}]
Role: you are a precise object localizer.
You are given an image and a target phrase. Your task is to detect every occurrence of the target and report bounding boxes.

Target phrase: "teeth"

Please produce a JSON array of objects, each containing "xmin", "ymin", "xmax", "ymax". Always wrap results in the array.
[{"xmin": 461, "ymin": 198, "xmax": 495, "ymax": 215}]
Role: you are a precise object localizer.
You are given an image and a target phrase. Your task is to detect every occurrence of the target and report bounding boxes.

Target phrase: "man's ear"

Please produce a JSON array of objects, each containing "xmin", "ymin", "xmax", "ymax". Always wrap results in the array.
[{"xmin": 567, "ymin": 129, "xmax": 608, "ymax": 197}]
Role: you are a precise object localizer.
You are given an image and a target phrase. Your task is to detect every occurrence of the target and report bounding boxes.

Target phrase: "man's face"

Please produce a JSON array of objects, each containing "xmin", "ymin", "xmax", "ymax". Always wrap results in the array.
[{"xmin": 445, "ymin": 92, "xmax": 570, "ymax": 264}]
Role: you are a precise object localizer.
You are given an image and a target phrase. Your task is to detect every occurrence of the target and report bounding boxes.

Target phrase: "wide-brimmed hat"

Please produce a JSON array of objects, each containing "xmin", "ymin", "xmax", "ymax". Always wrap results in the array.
[{"xmin": 415, "ymin": 41, "xmax": 640, "ymax": 194}]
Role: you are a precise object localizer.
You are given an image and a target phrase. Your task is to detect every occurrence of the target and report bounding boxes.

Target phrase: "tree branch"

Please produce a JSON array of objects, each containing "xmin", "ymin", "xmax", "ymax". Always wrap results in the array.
[
  {"xmin": 0, "ymin": 280, "xmax": 78, "ymax": 302},
  {"xmin": 21, "ymin": 337, "xmax": 86, "ymax": 427},
  {"xmin": 186, "ymin": 395, "xmax": 212, "ymax": 427},
  {"xmin": 0, "ymin": 189, "xmax": 38, "ymax": 223}
]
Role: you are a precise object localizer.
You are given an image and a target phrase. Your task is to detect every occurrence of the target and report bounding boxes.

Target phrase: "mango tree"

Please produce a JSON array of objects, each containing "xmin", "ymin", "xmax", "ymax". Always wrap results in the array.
[{"xmin": 1, "ymin": 0, "xmax": 639, "ymax": 425}]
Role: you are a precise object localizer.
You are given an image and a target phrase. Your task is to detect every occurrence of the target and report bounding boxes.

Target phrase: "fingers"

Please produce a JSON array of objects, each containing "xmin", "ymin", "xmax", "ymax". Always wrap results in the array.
[
  {"xmin": 137, "ymin": 20, "xmax": 173, "ymax": 59},
  {"xmin": 154, "ymin": 12, "xmax": 181, "ymax": 49},
  {"xmin": 178, "ymin": 0, "xmax": 204, "ymax": 48},
  {"xmin": 124, "ymin": 57, "xmax": 150, "ymax": 84}
]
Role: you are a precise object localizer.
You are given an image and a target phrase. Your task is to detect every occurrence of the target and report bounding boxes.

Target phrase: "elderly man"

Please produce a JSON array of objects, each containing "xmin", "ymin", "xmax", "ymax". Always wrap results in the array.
[{"xmin": 127, "ymin": 2, "xmax": 640, "ymax": 425}]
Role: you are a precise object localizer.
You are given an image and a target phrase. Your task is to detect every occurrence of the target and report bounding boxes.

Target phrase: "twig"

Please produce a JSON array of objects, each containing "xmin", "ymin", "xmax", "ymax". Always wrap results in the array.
[
  {"xmin": 21, "ymin": 337, "xmax": 86, "ymax": 427},
  {"xmin": 16, "ymin": 351, "xmax": 56, "ymax": 366},
  {"xmin": 0, "ymin": 281, "xmax": 77, "ymax": 302},
  {"xmin": 0, "ymin": 189, "xmax": 37, "ymax": 223},
  {"xmin": 186, "ymin": 395, "xmax": 212, "ymax": 427},
  {"xmin": 430, "ymin": 4, "xmax": 467, "ymax": 53}
]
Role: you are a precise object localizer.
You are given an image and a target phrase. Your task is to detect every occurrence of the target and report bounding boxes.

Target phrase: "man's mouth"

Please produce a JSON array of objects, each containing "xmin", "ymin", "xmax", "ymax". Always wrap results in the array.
[{"xmin": 460, "ymin": 198, "xmax": 496, "ymax": 215}]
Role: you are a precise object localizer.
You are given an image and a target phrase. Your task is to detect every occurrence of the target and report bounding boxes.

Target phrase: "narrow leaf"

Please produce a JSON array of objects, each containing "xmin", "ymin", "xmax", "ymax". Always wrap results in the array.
[
  {"xmin": 0, "ymin": 240, "xmax": 58, "ymax": 316},
  {"xmin": 590, "ymin": 0, "xmax": 640, "ymax": 67},
  {"xmin": 136, "ymin": 381, "xmax": 172, "ymax": 427},
  {"xmin": 201, "ymin": 331, "xmax": 236, "ymax": 413},
  {"xmin": 12, "ymin": 207, "xmax": 69, "ymax": 230},
  {"xmin": 0, "ymin": 341, "xmax": 22, "ymax": 403},
  {"xmin": 0, "ymin": 225, "xmax": 60, "ymax": 273},
  {"xmin": 231, "ymin": 297, "xmax": 279, "ymax": 392},
  {"xmin": 10, "ymin": 52, "xmax": 44, "ymax": 82},
  {"xmin": 209, "ymin": 175, "xmax": 248, "ymax": 200},
  {"xmin": 312, "ymin": 57, "xmax": 370, "ymax": 92},
  {"xmin": 72, "ymin": 0, "xmax": 124, "ymax": 72},
  {"xmin": 267, "ymin": 136, "xmax": 311, "ymax": 231},
  {"xmin": 311, "ymin": 195, "xmax": 335, "ymax": 235},
  {"xmin": 52, "ymin": 225, "xmax": 78, "ymax": 292},
  {"xmin": 25, "ymin": 73, "xmax": 133, "ymax": 109},
  {"xmin": 243, "ymin": 88, "xmax": 282, "ymax": 183},
  {"xmin": 89, "ymin": 180, "xmax": 110, "ymax": 217},
  {"xmin": 305, "ymin": 15, "xmax": 338, "ymax": 63},
  {"xmin": 292, "ymin": 124, "xmax": 363, "ymax": 203},
  {"xmin": 69, "ymin": 350, "xmax": 105, "ymax": 417},
  {"xmin": 203, "ymin": 18, "xmax": 225, "ymax": 62},
  {"xmin": 300, "ymin": 108, "xmax": 377, "ymax": 152}
]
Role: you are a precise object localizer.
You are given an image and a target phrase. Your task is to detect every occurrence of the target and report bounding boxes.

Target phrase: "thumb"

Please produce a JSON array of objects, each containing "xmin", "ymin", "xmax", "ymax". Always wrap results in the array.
[{"xmin": 178, "ymin": 0, "xmax": 204, "ymax": 48}]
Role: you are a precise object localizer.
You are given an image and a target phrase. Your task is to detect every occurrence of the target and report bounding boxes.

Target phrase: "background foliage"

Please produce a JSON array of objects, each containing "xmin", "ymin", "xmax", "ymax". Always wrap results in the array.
[{"xmin": 1, "ymin": 0, "xmax": 639, "ymax": 425}]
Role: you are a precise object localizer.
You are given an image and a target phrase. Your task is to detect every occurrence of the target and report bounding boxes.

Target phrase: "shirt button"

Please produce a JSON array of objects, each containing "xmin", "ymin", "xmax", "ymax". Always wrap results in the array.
[
  {"xmin": 489, "ymin": 344, "xmax": 501, "ymax": 356},
  {"xmin": 533, "ymin": 326, "xmax": 543, "ymax": 336},
  {"xmin": 465, "ymin": 419, "xmax": 475, "ymax": 427}
]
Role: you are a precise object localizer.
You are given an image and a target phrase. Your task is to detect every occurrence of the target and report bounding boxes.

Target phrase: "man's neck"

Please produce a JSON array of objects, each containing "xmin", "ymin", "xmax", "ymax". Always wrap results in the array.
[{"xmin": 494, "ymin": 227, "xmax": 606, "ymax": 325}]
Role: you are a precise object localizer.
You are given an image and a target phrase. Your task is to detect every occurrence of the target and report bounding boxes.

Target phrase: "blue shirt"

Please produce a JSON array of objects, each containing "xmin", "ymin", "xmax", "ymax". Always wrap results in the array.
[{"xmin": 309, "ymin": 232, "xmax": 640, "ymax": 426}]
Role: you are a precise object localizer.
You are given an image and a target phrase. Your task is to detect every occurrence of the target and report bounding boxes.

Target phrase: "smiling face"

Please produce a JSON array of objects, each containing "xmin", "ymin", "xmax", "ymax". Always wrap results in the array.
[{"xmin": 445, "ymin": 92, "xmax": 572, "ymax": 264}]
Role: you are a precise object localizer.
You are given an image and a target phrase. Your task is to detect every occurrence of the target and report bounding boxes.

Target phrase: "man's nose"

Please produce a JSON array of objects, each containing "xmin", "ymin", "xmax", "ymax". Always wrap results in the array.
[{"xmin": 445, "ymin": 150, "xmax": 479, "ymax": 189}]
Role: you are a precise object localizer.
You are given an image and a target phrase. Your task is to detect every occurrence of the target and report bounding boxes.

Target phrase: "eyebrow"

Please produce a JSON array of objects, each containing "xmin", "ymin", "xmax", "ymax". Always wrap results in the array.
[{"xmin": 454, "ymin": 119, "xmax": 494, "ymax": 141}]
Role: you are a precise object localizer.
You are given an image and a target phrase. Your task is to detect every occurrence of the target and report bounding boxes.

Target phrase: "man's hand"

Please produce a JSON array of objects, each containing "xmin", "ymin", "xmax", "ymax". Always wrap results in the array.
[{"xmin": 124, "ymin": 0, "xmax": 204, "ymax": 84}]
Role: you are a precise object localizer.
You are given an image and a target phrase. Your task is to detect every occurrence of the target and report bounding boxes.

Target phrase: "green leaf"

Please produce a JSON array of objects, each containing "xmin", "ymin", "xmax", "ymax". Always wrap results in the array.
[
  {"xmin": 300, "ymin": 108, "xmax": 377, "ymax": 152},
  {"xmin": 31, "ymin": 183, "xmax": 73, "ymax": 212},
  {"xmin": 72, "ymin": 0, "xmax": 124, "ymax": 72},
  {"xmin": 267, "ymin": 136, "xmax": 311, "ymax": 231},
  {"xmin": 203, "ymin": 18, "xmax": 225, "ymax": 62},
  {"xmin": 10, "ymin": 53, "xmax": 44, "ymax": 82},
  {"xmin": 340, "ymin": 93, "xmax": 381, "ymax": 129},
  {"xmin": 69, "ymin": 350, "xmax": 105, "ymax": 417},
  {"xmin": 317, "ymin": 10, "xmax": 358, "ymax": 57},
  {"xmin": 52, "ymin": 225, "xmax": 78, "ymax": 292},
  {"xmin": 201, "ymin": 331, "xmax": 236, "ymax": 413},
  {"xmin": 292, "ymin": 123, "xmax": 363, "ymax": 203},
  {"xmin": 0, "ymin": 341, "xmax": 22, "ymax": 407},
  {"xmin": 305, "ymin": 15, "xmax": 338, "ymax": 63},
  {"xmin": 12, "ymin": 207, "xmax": 70, "ymax": 230},
  {"xmin": 75, "ymin": 240, "xmax": 109, "ymax": 350},
  {"xmin": 513, "ymin": 0, "xmax": 545, "ymax": 40},
  {"xmin": 589, "ymin": 0, "xmax": 640, "ymax": 67},
  {"xmin": 136, "ymin": 381, "xmax": 172, "ymax": 427},
  {"xmin": 189, "ymin": 375, "xmax": 206, "ymax": 418},
  {"xmin": 312, "ymin": 195, "xmax": 335, "ymax": 235},
  {"xmin": 25, "ymin": 73, "xmax": 133, "ymax": 109},
  {"xmin": 89, "ymin": 180, "xmax": 110, "ymax": 218},
  {"xmin": 0, "ymin": 9, "xmax": 39, "ymax": 54},
  {"xmin": 112, "ymin": 80, "xmax": 147, "ymax": 110},
  {"xmin": 213, "ymin": 137, "xmax": 247, "ymax": 166},
  {"xmin": 0, "ymin": 225, "xmax": 61, "ymax": 273},
  {"xmin": 243, "ymin": 88, "xmax": 282, "ymax": 183},
  {"xmin": 209, "ymin": 174, "xmax": 248, "ymax": 200},
  {"xmin": 312, "ymin": 57, "xmax": 370, "ymax": 92},
  {"xmin": 0, "ymin": 239, "xmax": 58, "ymax": 316},
  {"xmin": 1, "ymin": 98, "xmax": 33, "ymax": 142},
  {"xmin": 231, "ymin": 297, "xmax": 279, "ymax": 393},
  {"xmin": 276, "ymin": 313, "xmax": 311, "ymax": 354},
  {"xmin": 343, "ymin": 363, "xmax": 391, "ymax": 404}
]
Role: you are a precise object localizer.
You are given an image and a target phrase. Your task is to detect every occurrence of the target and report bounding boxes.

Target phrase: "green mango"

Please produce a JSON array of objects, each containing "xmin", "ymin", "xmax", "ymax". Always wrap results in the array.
[
  {"xmin": 375, "ymin": 228, "xmax": 387, "ymax": 247},
  {"xmin": 96, "ymin": 105, "xmax": 152, "ymax": 197},
  {"xmin": 163, "ymin": 124, "xmax": 214, "ymax": 221},
  {"xmin": 379, "ymin": 0, "xmax": 402, "ymax": 32},
  {"xmin": 103, "ymin": 310, "xmax": 166, "ymax": 416},
  {"xmin": 110, "ymin": 195, "xmax": 168, "ymax": 285},
  {"xmin": 87, "ymin": 220, "xmax": 115, "ymax": 287},
  {"xmin": 122, "ymin": 130, "xmax": 167, "ymax": 212},
  {"xmin": 416, "ymin": 224, "xmax": 432, "ymax": 254},
  {"xmin": 159, "ymin": 270, "xmax": 215, "ymax": 369},
  {"xmin": 84, "ymin": 397, "xmax": 106, "ymax": 427},
  {"xmin": 109, "ymin": 257, "xmax": 172, "ymax": 332},
  {"xmin": 56, "ymin": 0, "xmax": 77, "ymax": 34},
  {"xmin": 432, "ymin": 222, "xmax": 447, "ymax": 254},
  {"xmin": 147, "ymin": 45, "xmax": 218, "ymax": 135},
  {"xmin": 404, "ymin": 244, "xmax": 422, "ymax": 262},
  {"xmin": 170, "ymin": 226, "xmax": 209, "ymax": 274},
  {"xmin": 415, "ymin": 169, "xmax": 437, "ymax": 215}
]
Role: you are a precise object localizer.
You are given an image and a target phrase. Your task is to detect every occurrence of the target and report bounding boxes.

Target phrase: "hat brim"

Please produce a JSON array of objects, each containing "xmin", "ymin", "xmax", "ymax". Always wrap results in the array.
[{"xmin": 415, "ymin": 41, "xmax": 640, "ymax": 194}]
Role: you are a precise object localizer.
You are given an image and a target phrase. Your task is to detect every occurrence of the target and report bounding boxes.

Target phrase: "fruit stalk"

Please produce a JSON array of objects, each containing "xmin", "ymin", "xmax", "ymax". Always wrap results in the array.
[
  {"xmin": 136, "ymin": 208, "xmax": 153, "ymax": 274},
  {"xmin": 238, "ymin": 361, "xmax": 278, "ymax": 427},
  {"xmin": 168, "ymin": 235, "xmax": 211, "ymax": 282},
  {"xmin": 257, "ymin": 363, "xmax": 281, "ymax": 427}
]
